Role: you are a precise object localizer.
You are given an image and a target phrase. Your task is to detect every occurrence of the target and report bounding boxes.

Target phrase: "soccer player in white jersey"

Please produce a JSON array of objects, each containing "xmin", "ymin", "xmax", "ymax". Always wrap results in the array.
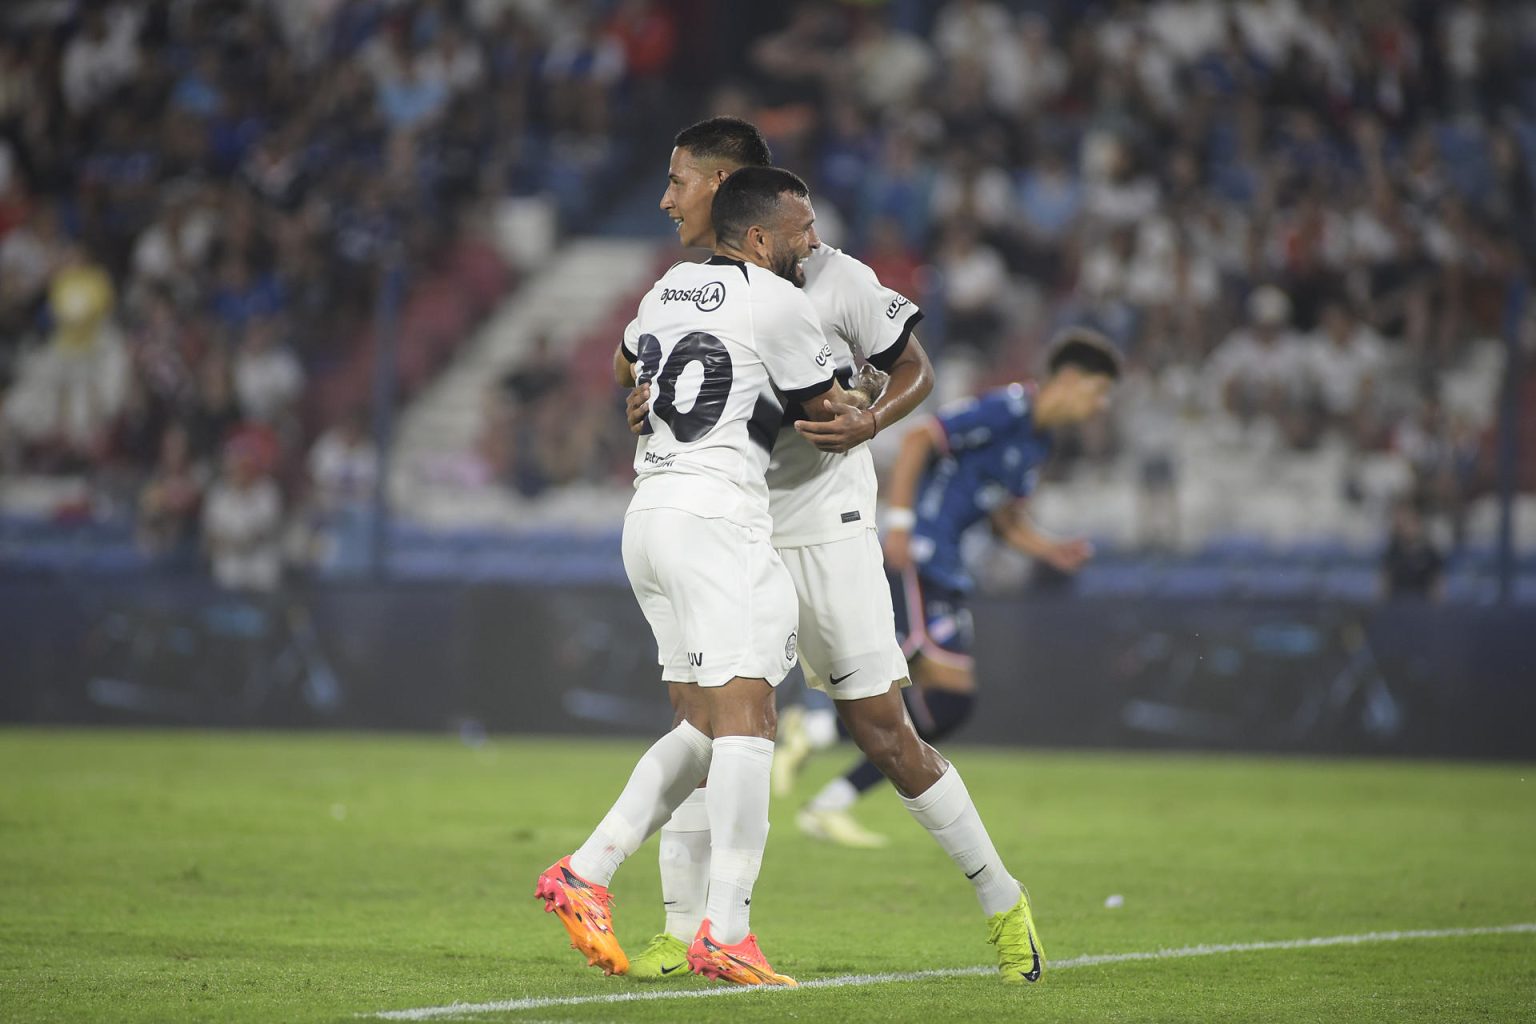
[
  {"xmin": 616, "ymin": 118, "xmax": 1046, "ymax": 985},
  {"xmin": 537, "ymin": 166, "xmax": 860, "ymax": 987}
]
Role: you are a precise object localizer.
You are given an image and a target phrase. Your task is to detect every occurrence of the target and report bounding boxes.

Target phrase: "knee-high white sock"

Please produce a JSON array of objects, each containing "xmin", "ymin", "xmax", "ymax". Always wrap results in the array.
[
  {"xmin": 658, "ymin": 787, "xmax": 711, "ymax": 940},
  {"xmin": 704, "ymin": 735, "xmax": 774, "ymax": 945},
  {"xmin": 900, "ymin": 765, "xmax": 1022, "ymax": 917},
  {"xmin": 570, "ymin": 721, "xmax": 713, "ymax": 887}
]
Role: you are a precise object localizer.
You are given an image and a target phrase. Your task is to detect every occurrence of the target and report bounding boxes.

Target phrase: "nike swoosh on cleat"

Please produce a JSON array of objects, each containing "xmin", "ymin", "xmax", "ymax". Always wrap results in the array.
[
  {"xmin": 965, "ymin": 864, "xmax": 987, "ymax": 880},
  {"xmin": 662, "ymin": 900, "xmax": 678, "ymax": 905},
  {"xmin": 1023, "ymin": 933, "xmax": 1042, "ymax": 982},
  {"xmin": 828, "ymin": 670, "xmax": 857, "ymax": 685},
  {"xmin": 660, "ymin": 963, "xmax": 686, "ymax": 975}
]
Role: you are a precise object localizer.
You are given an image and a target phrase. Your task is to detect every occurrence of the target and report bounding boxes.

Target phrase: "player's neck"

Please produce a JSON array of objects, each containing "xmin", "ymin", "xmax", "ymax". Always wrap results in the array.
[{"xmin": 713, "ymin": 242, "xmax": 766, "ymax": 271}]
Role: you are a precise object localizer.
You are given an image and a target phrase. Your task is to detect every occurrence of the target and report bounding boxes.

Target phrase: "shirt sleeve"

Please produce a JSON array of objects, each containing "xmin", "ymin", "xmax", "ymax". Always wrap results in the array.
[
  {"xmin": 931, "ymin": 386, "xmax": 1027, "ymax": 455},
  {"xmin": 826, "ymin": 251, "xmax": 923, "ymax": 371},
  {"xmin": 756, "ymin": 282, "xmax": 835, "ymax": 404},
  {"xmin": 620, "ymin": 313, "xmax": 641, "ymax": 362}
]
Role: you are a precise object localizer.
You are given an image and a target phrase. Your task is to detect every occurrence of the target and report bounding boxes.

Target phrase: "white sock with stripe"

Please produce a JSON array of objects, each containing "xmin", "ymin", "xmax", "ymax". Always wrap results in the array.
[
  {"xmin": 658, "ymin": 787, "xmax": 711, "ymax": 941},
  {"xmin": 900, "ymin": 765, "xmax": 1022, "ymax": 916}
]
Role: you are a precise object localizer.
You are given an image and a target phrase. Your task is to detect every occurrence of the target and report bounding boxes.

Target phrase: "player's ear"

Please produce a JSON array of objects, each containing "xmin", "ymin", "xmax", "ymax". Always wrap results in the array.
[{"xmin": 744, "ymin": 223, "xmax": 769, "ymax": 255}]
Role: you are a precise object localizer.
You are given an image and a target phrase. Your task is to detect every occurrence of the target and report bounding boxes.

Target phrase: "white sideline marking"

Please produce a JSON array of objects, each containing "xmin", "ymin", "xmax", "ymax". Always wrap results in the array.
[{"xmin": 370, "ymin": 923, "xmax": 1536, "ymax": 1020}]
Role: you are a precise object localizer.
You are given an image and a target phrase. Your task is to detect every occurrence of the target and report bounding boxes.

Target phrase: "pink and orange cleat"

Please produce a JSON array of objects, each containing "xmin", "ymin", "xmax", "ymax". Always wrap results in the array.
[
  {"xmin": 534, "ymin": 856, "xmax": 629, "ymax": 976},
  {"xmin": 686, "ymin": 919, "xmax": 797, "ymax": 986}
]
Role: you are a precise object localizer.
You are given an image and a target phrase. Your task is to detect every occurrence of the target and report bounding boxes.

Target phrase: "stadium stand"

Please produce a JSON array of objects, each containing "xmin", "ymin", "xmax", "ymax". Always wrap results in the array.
[{"xmin": 2, "ymin": 0, "xmax": 1534, "ymax": 603}]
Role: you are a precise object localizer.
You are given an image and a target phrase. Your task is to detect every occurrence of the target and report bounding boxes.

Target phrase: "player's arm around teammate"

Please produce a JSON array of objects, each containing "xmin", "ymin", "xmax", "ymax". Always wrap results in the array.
[
  {"xmin": 622, "ymin": 304, "xmax": 925, "ymax": 441},
  {"xmin": 791, "ymin": 333, "xmax": 932, "ymax": 454}
]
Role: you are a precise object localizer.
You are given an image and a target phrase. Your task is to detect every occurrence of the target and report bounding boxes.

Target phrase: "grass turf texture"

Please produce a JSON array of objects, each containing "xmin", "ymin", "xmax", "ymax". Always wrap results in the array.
[{"xmin": 0, "ymin": 730, "xmax": 1532, "ymax": 1023}]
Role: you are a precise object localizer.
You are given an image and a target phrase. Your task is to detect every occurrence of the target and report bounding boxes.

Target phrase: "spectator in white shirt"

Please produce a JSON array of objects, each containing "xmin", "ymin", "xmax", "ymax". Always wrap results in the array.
[
  {"xmin": 202, "ymin": 437, "xmax": 284, "ymax": 593},
  {"xmin": 1209, "ymin": 285, "xmax": 1319, "ymax": 447},
  {"xmin": 60, "ymin": 8, "xmax": 142, "ymax": 115},
  {"xmin": 232, "ymin": 315, "xmax": 305, "ymax": 426},
  {"xmin": 305, "ymin": 410, "xmax": 379, "ymax": 573},
  {"xmin": 1306, "ymin": 301, "xmax": 1389, "ymax": 445},
  {"xmin": 937, "ymin": 220, "xmax": 1009, "ymax": 353}
]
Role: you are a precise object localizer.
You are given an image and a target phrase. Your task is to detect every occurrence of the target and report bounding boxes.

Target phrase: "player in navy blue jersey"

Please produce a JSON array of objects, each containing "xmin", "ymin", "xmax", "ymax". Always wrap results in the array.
[{"xmin": 799, "ymin": 329, "xmax": 1121, "ymax": 840}]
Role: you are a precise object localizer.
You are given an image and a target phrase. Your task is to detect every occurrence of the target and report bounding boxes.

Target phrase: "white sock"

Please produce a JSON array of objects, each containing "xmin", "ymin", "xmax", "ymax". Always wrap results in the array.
[
  {"xmin": 807, "ymin": 776, "xmax": 858, "ymax": 813},
  {"xmin": 570, "ymin": 721, "xmax": 713, "ymax": 887},
  {"xmin": 704, "ymin": 735, "xmax": 774, "ymax": 945},
  {"xmin": 900, "ymin": 765, "xmax": 1022, "ymax": 917},
  {"xmin": 658, "ymin": 787, "xmax": 711, "ymax": 940}
]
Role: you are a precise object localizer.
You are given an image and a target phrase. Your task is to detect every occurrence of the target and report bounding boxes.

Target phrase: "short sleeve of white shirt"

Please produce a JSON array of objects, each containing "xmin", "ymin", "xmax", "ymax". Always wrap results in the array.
[
  {"xmin": 620, "ymin": 312, "xmax": 642, "ymax": 362},
  {"xmin": 803, "ymin": 247, "xmax": 922, "ymax": 370}
]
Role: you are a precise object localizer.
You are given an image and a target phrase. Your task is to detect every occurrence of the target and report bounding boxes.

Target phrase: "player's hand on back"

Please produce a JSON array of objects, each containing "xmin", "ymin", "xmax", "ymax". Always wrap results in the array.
[
  {"xmin": 794, "ymin": 395, "xmax": 875, "ymax": 454},
  {"xmin": 853, "ymin": 363, "xmax": 889, "ymax": 403},
  {"xmin": 626, "ymin": 383, "xmax": 650, "ymax": 435},
  {"xmin": 1042, "ymin": 538, "xmax": 1094, "ymax": 574}
]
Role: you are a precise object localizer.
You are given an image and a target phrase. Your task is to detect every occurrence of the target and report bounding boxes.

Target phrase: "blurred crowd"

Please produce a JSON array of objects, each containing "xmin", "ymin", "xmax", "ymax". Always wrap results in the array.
[
  {"xmin": 687, "ymin": 0, "xmax": 1535, "ymax": 548},
  {"xmin": 3, "ymin": 0, "xmax": 1534, "ymax": 587},
  {"xmin": 0, "ymin": 0, "xmax": 680, "ymax": 586}
]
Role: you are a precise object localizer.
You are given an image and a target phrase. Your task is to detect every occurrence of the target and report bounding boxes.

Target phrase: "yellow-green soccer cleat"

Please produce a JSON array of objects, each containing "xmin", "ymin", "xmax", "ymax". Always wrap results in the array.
[
  {"xmin": 626, "ymin": 932, "xmax": 692, "ymax": 980},
  {"xmin": 987, "ymin": 887, "xmax": 1045, "ymax": 983}
]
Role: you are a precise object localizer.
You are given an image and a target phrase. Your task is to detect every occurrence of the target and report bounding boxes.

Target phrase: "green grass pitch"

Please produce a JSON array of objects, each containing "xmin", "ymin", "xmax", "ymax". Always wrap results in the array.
[{"xmin": 1, "ymin": 728, "xmax": 1533, "ymax": 1023}]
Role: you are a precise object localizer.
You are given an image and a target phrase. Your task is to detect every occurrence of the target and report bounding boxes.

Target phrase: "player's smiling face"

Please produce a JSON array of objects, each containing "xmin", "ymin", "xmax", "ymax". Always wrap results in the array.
[
  {"xmin": 660, "ymin": 147, "xmax": 724, "ymax": 248},
  {"xmin": 766, "ymin": 195, "xmax": 818, "ymax": 288}
]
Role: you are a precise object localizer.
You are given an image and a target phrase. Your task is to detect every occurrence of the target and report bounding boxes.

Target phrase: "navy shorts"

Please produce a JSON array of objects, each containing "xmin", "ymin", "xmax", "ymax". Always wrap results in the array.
[{"xmin": 888, "ymin": 565, "xmax": 975, "ymax": 669}]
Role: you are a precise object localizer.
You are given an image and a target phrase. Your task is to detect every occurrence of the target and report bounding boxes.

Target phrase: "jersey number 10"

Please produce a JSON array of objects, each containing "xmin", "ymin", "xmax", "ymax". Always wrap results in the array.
[{"xmin": 636, "ymin": 332, "xmax": 734, "ymax": 442}]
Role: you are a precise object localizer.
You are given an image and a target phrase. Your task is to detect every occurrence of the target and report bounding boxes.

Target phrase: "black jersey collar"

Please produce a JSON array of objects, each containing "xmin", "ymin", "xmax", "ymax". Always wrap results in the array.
[{"xmin": 707, "ymin": 254, "xmax": 750, "ymax": 280}]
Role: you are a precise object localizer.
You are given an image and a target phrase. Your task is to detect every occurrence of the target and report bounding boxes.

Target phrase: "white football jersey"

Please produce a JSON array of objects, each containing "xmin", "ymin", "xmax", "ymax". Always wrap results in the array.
[
  {"xmin": 623, "ymin": 255, "xmax": 836, "ymax": 536},
  {"xmin": 766, "ymin": 244, "xmax": 924, "ymax": 547}
]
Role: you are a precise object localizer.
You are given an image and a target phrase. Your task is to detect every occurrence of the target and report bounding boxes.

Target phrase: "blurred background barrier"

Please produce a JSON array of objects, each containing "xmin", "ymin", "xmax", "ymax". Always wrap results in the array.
[{"xmin": 4, "ymin": 576, "xmax": 1532, "ymax": 759}]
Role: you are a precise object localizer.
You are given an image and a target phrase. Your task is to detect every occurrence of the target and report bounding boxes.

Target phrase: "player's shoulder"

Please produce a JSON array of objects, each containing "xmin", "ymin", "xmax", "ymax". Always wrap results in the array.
[
  {"xmin": 802, "ymin": 243, "xmax": 880, "ymax": 292},
  {"xmin": 743, "ymin": 262, "xmax": 815, "ymax": 313},
  {"xmin": 984, "ymin": 381, "xmax": 1035, "ymax": 417},
  {"xmin": 655, "ymin": 255, "xmax": 717, "ymax": 288},
  {"xmin": 646, "ymin": 256, "xmax": 742, "ymax": 312}
]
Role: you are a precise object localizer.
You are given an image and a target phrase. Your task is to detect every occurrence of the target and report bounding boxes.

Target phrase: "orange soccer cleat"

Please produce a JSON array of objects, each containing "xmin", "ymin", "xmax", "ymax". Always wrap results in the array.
[
  {"xmin": 686, "ymin": 920, "xmax": 797, "ymax": 986},
  {"xmin": 534, "ymin": 856, "xmax": 629, "ymax": 975}
]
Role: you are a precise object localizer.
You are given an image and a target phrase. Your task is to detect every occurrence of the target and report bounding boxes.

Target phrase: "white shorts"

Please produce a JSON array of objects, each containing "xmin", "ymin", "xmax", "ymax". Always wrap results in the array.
[
  {"xmin": 778, "ymin": 530, "xmax": 910, "ymax": 700},
  {"xmin": 623, "ymin": 508, "xmax": 799, "ymax": 687}
]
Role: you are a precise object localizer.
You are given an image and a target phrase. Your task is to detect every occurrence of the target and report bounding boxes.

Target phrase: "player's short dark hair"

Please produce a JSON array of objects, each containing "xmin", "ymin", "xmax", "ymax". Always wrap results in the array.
[
  {"xmin": 711, "ymin": 166, "xmax": 810, "ymax": 247},
  {"xmin": 1047, "ymin": 327, "xmax": 1122, "ymax": 380},
  {"xmin": 674, "ymin": 117, "xmax": 772, "ymax": 169}
]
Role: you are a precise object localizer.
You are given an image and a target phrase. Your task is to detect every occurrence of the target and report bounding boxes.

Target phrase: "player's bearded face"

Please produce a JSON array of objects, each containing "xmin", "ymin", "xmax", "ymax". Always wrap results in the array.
[
  {"xmin": 767, "ymin": 196, "xmax": 817, "ymax": 288},
  {"xmin": 769, "ymin": 234, "xmax": 807, "ymax": 287}
]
